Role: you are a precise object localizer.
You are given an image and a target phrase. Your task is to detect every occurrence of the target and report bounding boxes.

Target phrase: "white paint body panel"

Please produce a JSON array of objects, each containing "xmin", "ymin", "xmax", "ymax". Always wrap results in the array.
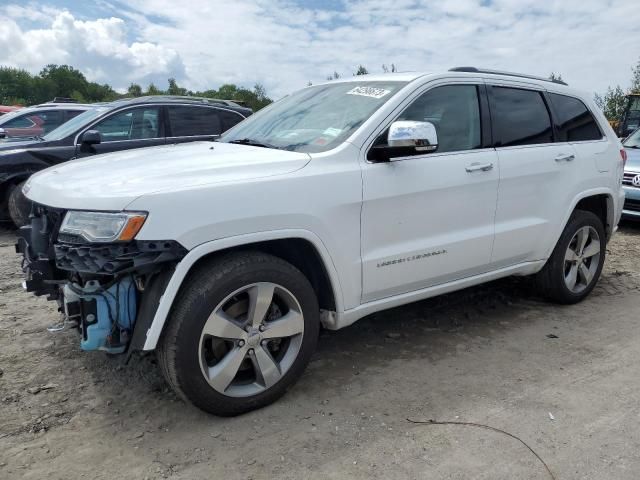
[
  {"xmin": 23, "ymin": 71, "xmax": 624, "ymax": 351},
  {"xmin": 361, "ymin": 148, "xmax": 499, "ymax": 302}
]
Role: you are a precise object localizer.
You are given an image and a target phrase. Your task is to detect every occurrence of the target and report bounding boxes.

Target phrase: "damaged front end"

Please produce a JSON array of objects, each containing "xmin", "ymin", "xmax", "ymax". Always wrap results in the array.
[{"xmin": 16, "ymin": 205, "xmax": 187, "ymax": 355}]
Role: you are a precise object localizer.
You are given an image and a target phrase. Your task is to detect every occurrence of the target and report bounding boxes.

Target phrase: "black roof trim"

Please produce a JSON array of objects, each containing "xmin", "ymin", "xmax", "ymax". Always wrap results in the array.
[{"xmin": 449, "ymin": 67, "xmax": 568, "ymax": 86}]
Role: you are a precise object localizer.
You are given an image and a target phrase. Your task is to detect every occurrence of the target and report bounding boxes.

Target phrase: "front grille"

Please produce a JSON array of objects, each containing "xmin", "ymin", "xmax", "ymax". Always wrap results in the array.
[
  {"xmin": 624, "ymin": 198, "xmax": 640, "ymax": 212},
  {"xmin": 623, "ymin": 171, "xmax": 640, "ymax": 188}
]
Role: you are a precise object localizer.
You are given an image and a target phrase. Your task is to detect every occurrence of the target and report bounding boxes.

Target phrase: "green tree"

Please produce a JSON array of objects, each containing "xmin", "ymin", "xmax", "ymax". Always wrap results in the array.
[
  {"xmin": 216, "ymin": 84, "xmax": 239, "ymax": 100},
  {"xmin": 127, "ymin": 83, "xmax": 143, "ymax": 97},
  {"xmin": 39, "ymin": 64, "xmax": 87, "ymax": 99},
  {"xmin": 0, "ymin": 67, "xmax": 35, "ymax": 104},
  {"xmin": 167, "ymin": 78, "xmax": 187, "ymax": 96},
  {"xmin": 594, "ymin": 86, "xmax": 627, "ymax": 122},
  {"xmin": 549, "ymin": 72, "xmax": 564, "ymax": 82},
  {"xmin": 0, "ymin": 62, "xmax": 273, "ymax": 111},
  {"xmin": 145, "ymin": 83, "xmax": 163, "ymax": 95},
  {"xmin": 631, "ymin": 57, "xmax": 640, "ymax": 93},
  {"xmin": 354, "ymin": 65, "xmax": 369, "ymax": 76}
]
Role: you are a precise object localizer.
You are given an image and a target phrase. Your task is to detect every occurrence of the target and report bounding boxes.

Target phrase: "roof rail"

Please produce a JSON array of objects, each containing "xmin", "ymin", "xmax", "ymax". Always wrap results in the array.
[
  {"xmin": 126, "ymin": 95, "xmax": 244, "ymax": 107},
  {"xmin": 49, "ymin": 97, "xmax": 78, "ymax": 103},
  {"xmin": 449, "ymin": 67, "xmax": 568, "ymax": 86}
]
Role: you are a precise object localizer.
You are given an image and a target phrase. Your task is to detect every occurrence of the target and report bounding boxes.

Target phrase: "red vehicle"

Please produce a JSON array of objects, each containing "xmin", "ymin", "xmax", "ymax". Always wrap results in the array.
[
  {"xmin": 0, "ymin": 105, "xmax": 21, "ymax": 116},
  {"xmin": 0, "ymin": 104, "xmax": 90, "ymax": 139}
]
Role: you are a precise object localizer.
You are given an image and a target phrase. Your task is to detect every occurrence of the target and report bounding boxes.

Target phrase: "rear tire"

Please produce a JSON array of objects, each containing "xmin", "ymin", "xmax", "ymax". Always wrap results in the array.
[
  {"xmin": 536, "ymin": 210, "xmax": 605, "ymax": 304},
  {"xmin": 157, "ymin": 251, "xmax": 320, "ymax": 416},
  {"xmin": 8, "ymin": 181, "xmax": 31, "ymax": 227}
]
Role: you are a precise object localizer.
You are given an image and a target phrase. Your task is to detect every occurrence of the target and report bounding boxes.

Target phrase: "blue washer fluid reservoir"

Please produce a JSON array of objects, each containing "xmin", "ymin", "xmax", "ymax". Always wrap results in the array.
[{"xmin": 67, "ymin": 276, "xmax": 137, "ymax": 354}]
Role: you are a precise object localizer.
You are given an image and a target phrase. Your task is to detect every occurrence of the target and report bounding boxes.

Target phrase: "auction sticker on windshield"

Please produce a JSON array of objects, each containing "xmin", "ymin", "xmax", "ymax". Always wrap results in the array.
[{"xmin": 346, "ymin": 86, "xmax": 391, "ymax": 99}]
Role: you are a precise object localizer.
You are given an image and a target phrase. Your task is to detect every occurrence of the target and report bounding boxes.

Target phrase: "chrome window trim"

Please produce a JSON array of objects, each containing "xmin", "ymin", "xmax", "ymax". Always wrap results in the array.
[{"xmin": 74, "ymin": 103, "xmax": 247, "ymax": 145}]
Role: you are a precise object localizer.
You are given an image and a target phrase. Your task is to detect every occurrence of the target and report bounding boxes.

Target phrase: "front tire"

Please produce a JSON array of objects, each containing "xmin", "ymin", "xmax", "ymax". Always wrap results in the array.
[
  {"xmin": 8, "ymin": 181, "xmax": 31, "ymax": 227},
  {"xmin": 536, "ymin": 210, "xmax": 606, "ymax": 304},
  {"xmin": 158, "ymin": 251, "xmax": 320, "ymax": 416}
]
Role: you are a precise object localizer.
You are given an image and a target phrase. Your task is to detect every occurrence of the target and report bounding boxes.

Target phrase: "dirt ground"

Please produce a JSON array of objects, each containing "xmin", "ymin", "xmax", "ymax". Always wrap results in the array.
[{"xmin": 2, "ymin": 223, "xmax": 640, "ymax": 480}]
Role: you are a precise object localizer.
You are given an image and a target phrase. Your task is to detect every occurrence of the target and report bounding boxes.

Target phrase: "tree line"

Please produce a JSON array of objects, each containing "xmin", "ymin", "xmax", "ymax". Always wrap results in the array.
[{"xmin": 0, "ymin": 64, "xmax": 273, "ymax": 112}]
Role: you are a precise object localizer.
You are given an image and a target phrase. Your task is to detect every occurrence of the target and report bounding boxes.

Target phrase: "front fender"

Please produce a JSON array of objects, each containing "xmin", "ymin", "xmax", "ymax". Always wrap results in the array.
[{"xmin": 141, "ymin": 229, "xmax": 345, "ymax": 350}]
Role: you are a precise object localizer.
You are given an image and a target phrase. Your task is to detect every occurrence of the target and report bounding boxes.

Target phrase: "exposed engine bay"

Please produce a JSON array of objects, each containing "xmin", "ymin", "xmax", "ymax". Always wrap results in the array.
[{"xmin": 15, "ymin": 205, "xmax": 187, "ymax": 354}]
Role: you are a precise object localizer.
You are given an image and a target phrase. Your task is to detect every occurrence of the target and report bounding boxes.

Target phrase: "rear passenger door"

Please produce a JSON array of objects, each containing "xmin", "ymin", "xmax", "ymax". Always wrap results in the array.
[
  {"xmin": 489, "ymin": 85, "xmax": 581, "ymax": 267},
  {"xmin": 166, "ymin": 105, "xmax": 228, "ymax": 144}
]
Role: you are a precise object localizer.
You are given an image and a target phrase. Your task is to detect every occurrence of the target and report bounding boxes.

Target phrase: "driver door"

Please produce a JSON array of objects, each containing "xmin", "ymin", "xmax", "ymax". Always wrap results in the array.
[{"xmin": 360, "ymin": 83, "xmax": 499, "ymax": 302}]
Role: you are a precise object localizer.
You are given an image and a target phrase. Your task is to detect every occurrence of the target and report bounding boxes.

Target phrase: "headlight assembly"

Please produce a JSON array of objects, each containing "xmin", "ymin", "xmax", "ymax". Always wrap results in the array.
[{"xmin": 59, "ymin": 211, "xmax": 147, "ymax": 243}]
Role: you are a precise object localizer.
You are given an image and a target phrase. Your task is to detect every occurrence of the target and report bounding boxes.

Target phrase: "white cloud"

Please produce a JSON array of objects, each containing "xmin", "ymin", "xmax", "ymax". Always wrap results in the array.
[
  {"xmin": 1, "ymin": 0, "xmax": 639, "ymax": 98},
  {"xmin": 0, "ymin": 8, "xmax": 184, "ymax": 88}
]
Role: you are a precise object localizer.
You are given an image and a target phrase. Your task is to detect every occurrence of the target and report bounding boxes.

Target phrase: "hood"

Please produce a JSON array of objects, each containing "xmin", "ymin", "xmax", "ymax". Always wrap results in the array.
[
  {"xmin": 624, "ymin": 146, "xmax": 640, "ymax": 172},
  {"xmin": 25, "ymin": 142, "xmax": 311, "ymax": 211}
]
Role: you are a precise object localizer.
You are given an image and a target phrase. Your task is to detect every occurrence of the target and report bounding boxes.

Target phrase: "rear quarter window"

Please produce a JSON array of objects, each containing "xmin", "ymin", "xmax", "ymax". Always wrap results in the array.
[
  {"xmin": 219, "ymin": 110, "xmax": 245, "ymax": 132},
  {"xmin": 491, "ymin": 87, "xmax": 553, "ymax": 147},
  {"xmin": 548, "ymin": 93, "xmax": 602, "ymax": 142}
]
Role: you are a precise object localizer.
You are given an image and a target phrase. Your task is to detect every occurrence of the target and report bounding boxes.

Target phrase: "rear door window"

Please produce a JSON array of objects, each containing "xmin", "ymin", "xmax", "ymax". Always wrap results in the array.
[
  {"xmin": 491, "ymin": 87, "xmax": 553, "ymax": 147},
  {"xmin": 167, "ymin": 106, "xmax": 222, "ymax": 137},
  {"xmin": 548, "ymin": 93, "xmax": 602, "ymax": 142}
]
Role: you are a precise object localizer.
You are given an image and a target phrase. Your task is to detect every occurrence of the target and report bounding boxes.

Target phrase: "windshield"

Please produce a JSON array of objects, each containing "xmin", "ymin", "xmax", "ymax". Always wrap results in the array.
[
  {"xmin": 219, "ymin": 81, "xmax": 407, "ymax": 153},
  {"xmin": 43, "ymin": 106, "xmax": 109, "ymax": 141},
  {"xmin": 624, "ymin": 128, "xmax": 640, "ymax": 148}
]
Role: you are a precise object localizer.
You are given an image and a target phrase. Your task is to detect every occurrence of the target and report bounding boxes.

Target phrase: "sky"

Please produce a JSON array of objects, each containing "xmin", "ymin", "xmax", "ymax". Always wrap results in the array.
[{"xmin": 1, "ymin": 0, "xmax": 639, "ymax": 99}]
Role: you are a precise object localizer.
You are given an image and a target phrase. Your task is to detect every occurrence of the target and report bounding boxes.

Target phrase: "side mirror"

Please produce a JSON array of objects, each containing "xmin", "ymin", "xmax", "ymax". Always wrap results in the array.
[
  {"xmin": 80, "ymin": 130, "xmax": 101, "ymax": 145},
  {"xmin": 0, "ymin": 128, "xmax": 6, "ymax": 139},
  {"xmin": 388, "ymin": 120, "xmax": 438, "ymax": 152},
  {"xmin": 368, "ymin": 121, "xmax": 438, "ymax": 162}
]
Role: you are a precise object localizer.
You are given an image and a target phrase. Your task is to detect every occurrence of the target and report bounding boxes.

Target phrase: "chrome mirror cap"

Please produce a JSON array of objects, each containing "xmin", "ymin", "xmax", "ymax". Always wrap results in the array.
[{"xmin": 388, "ymin": 120, "xmax": 438, "ymax": 152}]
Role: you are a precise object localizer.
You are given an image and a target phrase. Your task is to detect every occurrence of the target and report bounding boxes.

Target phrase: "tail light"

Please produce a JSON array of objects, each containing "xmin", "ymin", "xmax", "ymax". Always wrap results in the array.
[{"xmin": 621, "ymin": 149, "xmax": 628, "ymax": 169}]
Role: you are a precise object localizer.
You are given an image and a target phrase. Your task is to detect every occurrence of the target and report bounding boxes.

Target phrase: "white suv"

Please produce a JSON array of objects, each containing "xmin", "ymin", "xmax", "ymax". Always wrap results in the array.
[{"xmin": 17, "ymin": 68, "xmax": 625, "ymax": 416}]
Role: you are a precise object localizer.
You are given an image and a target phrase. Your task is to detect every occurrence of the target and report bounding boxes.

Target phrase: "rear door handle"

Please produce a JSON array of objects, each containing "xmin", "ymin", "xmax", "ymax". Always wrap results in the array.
[
  {"xmin": 465, "ymin": 162, "xmax": 494, "ymax": 173},
  {"xmin": 555, "ymin": 153, "xmax": 575, "ymax": 162}
]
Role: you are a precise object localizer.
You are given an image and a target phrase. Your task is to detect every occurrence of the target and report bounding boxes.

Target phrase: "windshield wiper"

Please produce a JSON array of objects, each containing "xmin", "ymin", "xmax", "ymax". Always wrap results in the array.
[
  {"xmin": 228, "ymin": 138, "xmax": 278, "ymax": 149},
  {"xmin": 626, "ymin": 145, "xmax": 640, "ymax": 149}
]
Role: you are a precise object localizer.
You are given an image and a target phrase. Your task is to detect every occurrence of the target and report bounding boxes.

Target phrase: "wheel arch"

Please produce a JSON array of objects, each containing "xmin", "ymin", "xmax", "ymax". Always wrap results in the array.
[
  {"xmin": 141, "ymin": 229, "xmax": 344, "ymax": 351},
  {"xmin": 546, "ymin": 188, "xmax": 615, "ymax": 260},
  {"xmin": 1, "ymin": 172, "xmax": 31, "ymax": 201},
  {"xmin": 0, "ymin": 174, "xmax": 31, "ymax": 220}
]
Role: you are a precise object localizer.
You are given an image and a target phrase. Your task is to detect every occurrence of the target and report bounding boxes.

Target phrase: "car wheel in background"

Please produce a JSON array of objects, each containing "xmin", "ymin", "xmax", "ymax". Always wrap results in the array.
[{"xmin": 8, "ymin": 181, "xmax": 31, "ymax": 227}]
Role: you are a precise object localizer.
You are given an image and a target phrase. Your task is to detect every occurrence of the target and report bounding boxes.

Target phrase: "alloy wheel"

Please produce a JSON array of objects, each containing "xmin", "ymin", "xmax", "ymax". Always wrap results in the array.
[
  {"xmin": 198, "ymin": 282, "xmax": 305, "ymax": 397},
  {"xmin": 563, "ymin": 226, "xmax": 601, "ymax": 294}
]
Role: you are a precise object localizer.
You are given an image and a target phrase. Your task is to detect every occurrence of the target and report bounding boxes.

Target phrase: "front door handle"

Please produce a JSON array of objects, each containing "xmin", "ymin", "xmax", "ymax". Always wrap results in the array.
[
  {"xmin": 555, "ymin": 153, "xmax": 575, "ymax": 162},
  {"xmin": 465, "ymin": 162, "xmax": 494, "ymax": 173}
]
